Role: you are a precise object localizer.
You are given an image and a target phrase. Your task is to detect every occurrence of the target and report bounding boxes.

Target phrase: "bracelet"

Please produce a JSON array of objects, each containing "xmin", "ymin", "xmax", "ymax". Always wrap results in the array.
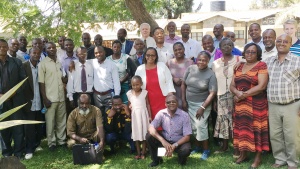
[{"xmin": 200, "ymin": 105, "xmax": 205, "ymax": 110}]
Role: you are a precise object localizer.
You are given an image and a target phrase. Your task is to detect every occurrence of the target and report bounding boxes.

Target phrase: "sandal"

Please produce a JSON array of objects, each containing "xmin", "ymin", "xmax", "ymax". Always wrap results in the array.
[
  {"xmin": 140, "ymin": 154, "xmax": 145, "ymax": 159},
  {"xmin": 134, "ymin": 155, "xmax": 141, "ymax": 160}
]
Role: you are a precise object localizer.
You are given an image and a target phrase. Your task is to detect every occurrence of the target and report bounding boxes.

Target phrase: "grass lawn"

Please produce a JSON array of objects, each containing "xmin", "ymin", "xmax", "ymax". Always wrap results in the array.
[{"xmin": 21, "ymin": 138, "xmax": 276, "ymax": 169}]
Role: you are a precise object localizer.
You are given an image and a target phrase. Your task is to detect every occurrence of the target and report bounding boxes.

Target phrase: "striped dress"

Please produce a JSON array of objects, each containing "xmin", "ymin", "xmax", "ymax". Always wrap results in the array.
[{"xmin": 233, "ymin": 61, "xmax": 270, "ymax": 152}]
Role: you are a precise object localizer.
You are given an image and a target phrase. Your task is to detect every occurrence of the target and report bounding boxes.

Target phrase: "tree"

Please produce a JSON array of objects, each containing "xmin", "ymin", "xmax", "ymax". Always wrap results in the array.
[{"xmin": 250, "ymin": 0, "xmax": 300, "ymax": 9}]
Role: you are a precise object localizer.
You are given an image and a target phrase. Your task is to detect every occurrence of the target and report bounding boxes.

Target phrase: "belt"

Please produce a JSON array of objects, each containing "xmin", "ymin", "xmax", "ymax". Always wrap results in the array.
[
  {"xmin": 275, "ymin": 99, "xmax": 300, "ymax": 105},
  {"xmin": 93, "ymin": 89, "xmax": 111, "ymax": 96}
]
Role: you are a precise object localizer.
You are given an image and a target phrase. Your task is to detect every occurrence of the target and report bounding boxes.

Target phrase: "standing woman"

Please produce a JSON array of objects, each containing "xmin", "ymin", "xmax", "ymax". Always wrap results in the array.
[
  {"xmin": 283, "ymin": 19, "xmax": 300, "ymax": 56},
  {"xmin": 108, "ymin": 40, "xmax": 137, "ymax": 104},
  {"xmin": 167, "ymin": 42, "xmax": 193, "ymax": 108},
  {"xmin": 135, "ymin": 47, "xmax": 175, "ymax": 121},
  {"xmin": 230, "ymin": 43, "xmax": 269, "ymax": 168},
  {"xmin": 181, "ymin": 51, "xmax": 217, "ymax": 160}
]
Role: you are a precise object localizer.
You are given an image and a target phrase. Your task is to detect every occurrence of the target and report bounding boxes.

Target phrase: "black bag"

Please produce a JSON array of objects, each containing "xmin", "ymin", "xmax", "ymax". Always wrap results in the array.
[{"xmin": 72, "ymin": 144, "xmax": 102, "ymax": 165}]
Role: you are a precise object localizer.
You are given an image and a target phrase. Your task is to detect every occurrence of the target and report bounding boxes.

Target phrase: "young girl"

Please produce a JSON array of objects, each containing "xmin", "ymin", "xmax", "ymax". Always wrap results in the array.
[{"xmin": 126, "ymin": 75, "xmax": 151, "ymax": 160}]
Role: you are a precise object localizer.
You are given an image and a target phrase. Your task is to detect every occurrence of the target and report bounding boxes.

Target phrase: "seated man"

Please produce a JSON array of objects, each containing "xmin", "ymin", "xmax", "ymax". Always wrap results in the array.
[
  {"xmin": 104, "ymin": 95, "xmax": 135, "ymax": 154},
  {"xmin": 66, "ymin": 94, "xmax": 104, "ymax": 150},
  {"xmin": 146, "ymin": 94, "xmax": 192, "ymax": 167}
]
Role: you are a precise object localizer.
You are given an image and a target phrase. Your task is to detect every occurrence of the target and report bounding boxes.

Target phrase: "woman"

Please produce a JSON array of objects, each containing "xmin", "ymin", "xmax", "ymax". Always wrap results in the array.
[
  {"xmin": 212, "ymin": 38, "xmax": 243, "ymax": 155},
  {"xmin": 283, "ymin": 19, "xmax": 300, "ymax": 56},
  {"xmin": 182, "ymin": 51, "xmax": 217, "ymax": 160},
  {"xmin": 230, "ymin": 43, "xmax": 269, "ymax": 168},
  {"xmin": 135, "ymin": 47, "xmax": 175, "ymax": 121},
  {"xmin": 167, "ymin": 42, "xmax": 193, "ymax": 108},
  {"xmin": 108, "ymin": 40, "xmax": 137, "ymax": 104}
]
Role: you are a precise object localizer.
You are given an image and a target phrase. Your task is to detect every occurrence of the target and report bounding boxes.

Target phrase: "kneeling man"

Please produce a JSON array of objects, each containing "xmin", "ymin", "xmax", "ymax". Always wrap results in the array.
[
  {"xmin": 67, "ymin": 94, "xmax": 104, "ymax": 150},
  {"xmin": 146, "ymin": 94, "xmax": 192, "ymax": 167}
]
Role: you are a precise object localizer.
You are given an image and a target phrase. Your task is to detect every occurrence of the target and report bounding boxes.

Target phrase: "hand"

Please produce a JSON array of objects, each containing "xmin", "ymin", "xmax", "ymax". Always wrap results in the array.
[
  {"xmin": 79, "ymin": 137, "xmax": 89, "ymax": 144},
  {"xmin": 129, "ymin": 104, "xmax": 132, "ymax": 110},
  {"xmin": 234, "ymin": 61, "xmax": 242, "ymax": 70},
  {"xmin": 233, "ymin": 96, "xmax": 241, "ymax": 103},
  {"xmin": 68, "ymin": 61, "xmax": 75, "ymax": 72},
  {"xmin": 62, "ymin": 76, "xmax": 68, "ymax": 84},
  {"xmin": 162, "ymin": 140, "xmax": 173, "ymax": 157},
  {"xmin": 173, "ymin": 78, "xmax": 182, "ymax": 86},
  {"xmin": 0, "ymin": 94, "xmax": 3, "ymax": 98},
  {"xmin": 196, "ymin": 108, "xmax": 205, "ymax": 119},
  {"xmin": 69, "ymin": 100, "xmax": 75, "ymax": 108},
  {"xmin": 43, "ymin": 98, "xmax": 52, "ymax": 108},
  {"xmin": 122, "ymin": 104, "xmax": 130, "ymax": 116},
  {"xmin": 236, "ymin": 91, "xmax": 246, "ymax": 100},
  {"xmin": 182, "ymin": 100, "xmax": 188, "ymax": 112},
  {"xmin": 98, "ymin": 141, "xmax": 104, "ymax": 151}
]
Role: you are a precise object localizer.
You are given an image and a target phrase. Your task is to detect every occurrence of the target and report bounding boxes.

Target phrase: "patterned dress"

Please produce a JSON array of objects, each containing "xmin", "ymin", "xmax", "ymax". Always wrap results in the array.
[{"xmin": 233, "ymin": 61, "xmax": 269, "ymax": 152}]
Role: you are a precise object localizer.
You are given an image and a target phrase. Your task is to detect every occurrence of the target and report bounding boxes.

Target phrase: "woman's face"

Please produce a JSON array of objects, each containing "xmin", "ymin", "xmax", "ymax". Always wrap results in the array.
[
  {"xmin": 220, "ymin": 40, "xmax": 233, "ymax": 55},
  {"xmin": 196, "ymin": 54, "xmax": 209, "ymax": 70},
  {"xmin": 173, "ymin": 44, "xmax": 185, "ymax": 59},
  {"xmin": 244, "ymin": 45, "xmax": 258, "ymax": 63},
  {"xmin": 145, "ymin": 49, "xmax": 157, "ymax": 64},
  {"xmin": 284, "ymin": 23, "xmax": 296, "ymax": 37},
  {"xmin": 112, "ymin": 43, "xmax": 121, "ymax": 55}
]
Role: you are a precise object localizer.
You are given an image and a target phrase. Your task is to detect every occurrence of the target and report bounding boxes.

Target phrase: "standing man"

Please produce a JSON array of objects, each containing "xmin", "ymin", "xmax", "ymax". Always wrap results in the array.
[
  {"xmin": 262, "ymin": 29, "xmax": 277, "ymax": 61},
  {"xmin": 67, "ymin": 47, "xmax": 93, "ymax": 108},
  {"xmin": 32, "ymin": 38, "xmax": 47, "ymax": 61},
  {"xmin": 91, "ymin": 46, "xmax": 120, "ymax": 117},
  {"xmin": 177, "ymin": 24, "xmax": 202, "ymax": 61},
  {"xmin": 7, "ymin": 38, "xmax": 26, "ymax": 62},
  {"xmin": 82, "ymin": 33, "xmax": 95, "ymax": 60},
  {"xmin": 23, "ymin": 47, "xmax": 43, "ymax": 160},
  {"xmin": 213, "ymin": 24, "xmax": 224, "ymax": 48},
  {"xmin": 130, "ymin": 39, "xmax": 145, "ymax": 66},
  {"xmin": 38, "ymin": 42, "xmax": 66, "ymax": 151},
  {"xmin": 17, "ymin": 35, "xmax": 29, "ymax": 60},
  {"xmin": 117, "ymin": 28, "xmax": 133, "ymax": 55},
  {"xmin": 153, "ymin": 27, "xmax": 173, "ymax": 63},
  {"xmin": 264, "ymin": 34, "xmax": 300, "ymax": 169},
  {"xmin": 94, "ymin": 34, "xmax": 113, "ymax": 57},
  {"xmin": 60, "ymin": 39, "xmax": 78, "ymax": 73},
  {"xmin": 248, "ymin": 23, "xmax": 265, "ymax": 50},
  {"xmin": 0, "ymin": 39, "xmax": 26, "ymax": 159},
  {"xmin": 147, "ymin": 95, "xmax": 192, "ymax": 167},
  {"xmin": 201, "ymin": 35, "xmax": 217, "ymax": 67},
  {"xmin": 164, "ymin": 21, "xmax": 181, "ymax": 44},
  {"xmin": 56, "ymin": 36, "xmax": 66, "ymax": 61}
]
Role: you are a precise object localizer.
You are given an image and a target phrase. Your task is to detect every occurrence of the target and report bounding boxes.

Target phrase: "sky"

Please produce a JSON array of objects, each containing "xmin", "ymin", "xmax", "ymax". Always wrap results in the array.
[{"xmin": 192, "ymin": 0, "xmax": 252, "ymax": 12}]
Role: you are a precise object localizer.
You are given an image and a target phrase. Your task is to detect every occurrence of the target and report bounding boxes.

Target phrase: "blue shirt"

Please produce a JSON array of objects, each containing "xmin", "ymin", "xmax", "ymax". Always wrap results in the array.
[
  {"xmin": 290, "ymin": 39, "xmax": 300, "ymax": 56},
  {"xmin": 137, "ymin": 54, "xmax": 144, "ymax": 65}
]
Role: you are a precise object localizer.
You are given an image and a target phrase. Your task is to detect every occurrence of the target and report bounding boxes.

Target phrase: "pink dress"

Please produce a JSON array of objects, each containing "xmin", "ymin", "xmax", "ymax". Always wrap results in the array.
[{"xmin": 126, "ymin": 90, "xmax": 149, "ymax": 141}]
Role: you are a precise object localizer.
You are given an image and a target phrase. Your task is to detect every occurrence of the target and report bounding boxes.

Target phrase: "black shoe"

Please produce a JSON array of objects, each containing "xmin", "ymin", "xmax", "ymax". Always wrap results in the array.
[
  {"xmin": 148, "ymin": 158, "xmax": 163, "ymax": 167},
  {"xmin": 49, "ymin": 145, "xmax": 56, "ymax": 152},
  {"xmin": 58, "ymin": 144, "xmax": 67, "ymax": 149}
]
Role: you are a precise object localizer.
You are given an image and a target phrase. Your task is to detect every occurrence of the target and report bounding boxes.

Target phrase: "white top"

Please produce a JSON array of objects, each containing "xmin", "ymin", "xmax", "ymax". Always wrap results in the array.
[
  {"xmin": 57, "ymin": 48, "xmax": 66, "ymax": 62},
  {"xmin": 129, "ymin": 36, "xmax": 156, "ymax": 55},
  {"xmin": 67, "ymin": 61, "xmax": 94, "ymax": 101},
  {"xmin": 155, "ymin": 42, "xmax": 174, "ymax": 64},
  {"xmin": 248, "ymin": 38, "xmax": 265, "ymax": 52},
  {"xmin": 135, "ymin": 62, "xmax": 175, "ymax": 96},
  {"xmin": 177, "ymin": 38, "xmax": 202, "ymax": 59},
  {"xmin": 107, "ymin": 53, "xmax": 129, "ymax": 82},
  {"xmin": 91, "ymin": 58, "xmax": 121, "ymax": 95},
  {"xmin": 262, "ymin": 47, "xmax": 277, "ymax": 61},
  {"xmin": 30, "ymin": 60, "xmax": 42, "ymax": 111}
]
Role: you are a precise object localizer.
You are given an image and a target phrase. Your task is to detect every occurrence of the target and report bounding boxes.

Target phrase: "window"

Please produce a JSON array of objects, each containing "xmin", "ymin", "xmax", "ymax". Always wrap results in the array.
[
  {"xmin": 234, "ymin": 30, "xmax": 244, "ymax": 39},
  {"xmin": 191, "ymin": 32, "xmax": 203, "ymax": 42}
]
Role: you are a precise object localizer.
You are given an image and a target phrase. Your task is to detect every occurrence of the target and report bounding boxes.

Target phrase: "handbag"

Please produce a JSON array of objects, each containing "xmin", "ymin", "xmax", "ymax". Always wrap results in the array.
[{"xmin": 72, "ymin": 144, "xmax": 102, "ymax": 165}]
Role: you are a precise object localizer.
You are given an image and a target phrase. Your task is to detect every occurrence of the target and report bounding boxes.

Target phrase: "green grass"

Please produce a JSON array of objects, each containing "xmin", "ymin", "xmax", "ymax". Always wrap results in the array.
[{"xmin": 21, "ymin": 139, "xmax": 276, "ymax": 169}]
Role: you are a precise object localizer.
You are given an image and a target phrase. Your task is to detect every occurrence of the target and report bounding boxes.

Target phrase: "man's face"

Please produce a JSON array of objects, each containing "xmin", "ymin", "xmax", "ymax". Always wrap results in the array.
[
  {"xmin": 58, "ymin": 37, "xmax": 65, "ymax": 48},
  {"xmin": 64, "ymin": 41, "xmax": 74, "ymax": 53},
  {"xmin": 153, "ymin": 29, "xmax": 164, "ymax": 44},
  {"xmin": 226, "ymin": 32, "xmax": 236, "ymax": 42},
  {"xmin": 167, "ymin": 22, "xmax": 176, "ymax": 34},
  {"xmin": 79, "ymin": 97, "xmax": 90, "ymax": 112},
  {"xmin": 213, "ymin": 25, "xmax": 224, "ymax": 37},
  {"xmin": 94, "ymin": 47, "xmax": 106, "ymax": 62},
  {"xmin": 112, "ymin": 98, "xmax": 123, "ymax": 113},
  {"xmin": 263, "ymin": 30, "xmax": 276, "ymax": 48},
  {"xmin": 30, "ymin": 48, "xmax": 41, "ymax": 62},
  {"xmin": 46, "ymin": 43, "xmax": 57, "ymax": 56},
  {"xmin": 9, "ymin": 39, "xmax": 19, "ymax": 53},
  {"xmin": 0, "ymin": 42, "xmax": 8, "ymax": 56},
  {"xmin": 276, "ymin": 35, "xmax": 292, "ymax": 54},
  {"xmin": 140, "ymin": 25, "xmax": 150, "ymax": 38},
  {"xmin": 181, "ymin": 25, "xmax": 190, "ymax": 38},
  {"xmin": 77, "ymin": 48, "xmax": 87, "ymax": 63},
  {"xmin": 284, "ymin": 23, "xmax": 296, "ymax": 37},
  {"xmin": 94, "ymin": 35, "xmax": 103, "ymax": 46},
  {"xmin": 82, "ymin": 33, "xmax": 91, "ymax": 46},
  {"xmin": 117, "ymin": 29, "xmax": 126, "ymax": 42},
  {"xmin": 18, "ymin": 36, "xmax": 27, "ymax": 49},
  {"xmin": 248, "ymin": 24, "xmax": 261, "ymax": 40},
  {"xmin": 202, "ymin": 38, "xmax": 214, "ymax": 52},
  {"xmin": 32, "ymin": 39, "xmax": 43, "ymax": 51},
  {"xmin": 42, "ymin": 37, "xmax": 48, "ymax": 45},
  {"xmin": 134, "ymin": 40, "xmax": 145, "ymax": 53},
  {"xmin": 165, "ymin": 96, "xmax": 178, "ymax": 112}
]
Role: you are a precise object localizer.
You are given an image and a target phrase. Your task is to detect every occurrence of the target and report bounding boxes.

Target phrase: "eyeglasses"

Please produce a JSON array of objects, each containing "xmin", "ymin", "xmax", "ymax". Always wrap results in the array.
[
  {"xmin": 166, "ymin": 101, "xmax": 177, "ymax": 104},
  {"xmin": 276, "ymin": 40, "xmax": 290, "ymax": 44},
  {"xmin": 146, "ymin": 54, "xmax": 156, "ymax": 58},
  {"xmin": 245, "ymin": 51, "xmax": 257, "ymax": 55}
]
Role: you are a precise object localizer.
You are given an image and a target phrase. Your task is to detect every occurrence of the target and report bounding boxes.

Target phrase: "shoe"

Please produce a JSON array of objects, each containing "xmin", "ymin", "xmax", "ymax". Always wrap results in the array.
[
  {"xmin": 191, "ymin": 146, "xmax": 202, "ymax": 154},
  {"xmin": 49, "ymin": 145, "xmax": 56, "ymax": 152},
  {"xmin": 140, "ymin": 154, "xmax": 145, "ymax": 159},
  {"xmin": 134, "ymin": 155, "xmax": 140, "ymax": 160},
  {"xmin": 25, "ymin": 153, "xmax": 33, "ymax": 160},
  {"xmin": 200, "ymin": 150, "xmax": 210, "ymax": 160},
  {"xmin": 58, "ymin": 144, "xmax": 67, "ymax": 149},
  {"xmin": 148, "ymin": 158, "xmax": 163, "ymax": 167},
  {"xmin": 235, "ymin": 157, "xmax": 250, "ymax": 164},
  {"xmin": 271, "ymin": 163, "xmax": 287, "ymax": 168},
  {"xmin": 35, "ymin": 146, "xmax": 43, "ymax": 152}
]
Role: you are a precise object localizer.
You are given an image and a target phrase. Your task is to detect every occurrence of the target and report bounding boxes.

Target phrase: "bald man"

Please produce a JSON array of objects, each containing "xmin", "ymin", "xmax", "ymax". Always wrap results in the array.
[{"xmin": 164, "ymin": 21, "xmax": 181, "ymax": 44}]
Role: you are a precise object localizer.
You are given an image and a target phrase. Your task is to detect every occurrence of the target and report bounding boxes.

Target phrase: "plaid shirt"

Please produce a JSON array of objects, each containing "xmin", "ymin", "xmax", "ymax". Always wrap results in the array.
[{"xmin": 264, "ymin": 52, "xmax": 300, "ymax": 104}]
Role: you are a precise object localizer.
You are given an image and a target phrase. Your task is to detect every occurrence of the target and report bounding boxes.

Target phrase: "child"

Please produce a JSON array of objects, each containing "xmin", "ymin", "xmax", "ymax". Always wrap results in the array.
[{"xmin": 126, "ymin": 75, "xmax": 151, "ymax": 160}]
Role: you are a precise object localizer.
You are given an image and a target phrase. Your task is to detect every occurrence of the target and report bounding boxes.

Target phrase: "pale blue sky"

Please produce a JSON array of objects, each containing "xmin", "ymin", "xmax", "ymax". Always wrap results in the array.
[{"xmin": 193, "ymin": 0, "xmax": 252, "ymax": 11}]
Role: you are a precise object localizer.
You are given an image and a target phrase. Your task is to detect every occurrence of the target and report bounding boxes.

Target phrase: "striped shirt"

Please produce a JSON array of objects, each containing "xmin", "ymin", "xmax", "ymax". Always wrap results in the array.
[
  {"xmin": 290, "ymin": 39, "xmax": 300, "ymax": 56},
  {"xmin": 264, "ymin": 52, "xmax": 300, "ymax": 104}
]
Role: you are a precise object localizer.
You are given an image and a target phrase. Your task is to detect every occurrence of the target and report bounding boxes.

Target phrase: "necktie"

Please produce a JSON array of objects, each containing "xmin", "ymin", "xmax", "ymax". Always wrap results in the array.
[{"xmin": 81, "ymin": 65, "xmax": 87, "ymax": 92}]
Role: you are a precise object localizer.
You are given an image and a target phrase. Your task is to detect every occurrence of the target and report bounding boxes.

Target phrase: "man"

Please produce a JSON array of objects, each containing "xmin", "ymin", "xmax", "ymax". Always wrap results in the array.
[
  {"xmin": 164, "ymin": 21, "xmax": 181, "ymax": 44},
  {"xmin": 60, "ymin": 39, "xmax": 78, "ymax": 73},
  {"xmin": 23, "ymin": 47, "xmax": 44, "ymax": 160},
  {"xmin": 0, "ymin": 39, "xmax": 26, "ymax": 159},
  {"xmin": 94, "ymin": 34, "xmax": 113, "ymax": 58},
  {"xmin": 213, "ymin": 24, "xmax": 224, "ymax": 48},
  {"xmin": 264, "ymin": 34, "xmax": 300, "ymax": 169},
  {"xmin": 214, "ymin": 31, "xmax": 242, "ymax": 60},
  {"xmin": 91, "ymin": 46, "xmax": 120, "ymax": 117},
  {"xmin": 17, "ymin": 35, "xmax": 29, "ymax": 60},
  {"xmin": 56, "ymin": 36, "xmax": 66, "ymax": 61},
  {"xmin": 248, "ymin": 23, "xmax": 265, "ymax": 50},
  {"xmin": 130, "ymin": 39, "xmax": 145, "ymax": 66},
  {"xmin": 7, "ymin": 38, "xmax": 26, "ymax": 62},
  {"xmin": 38, "ymin": 42, "xmax": 67, "ymax": 151},
  {"xmin": 146, "ymin": 95, "xmax": 192, "ymax": 167},
  {"xmin": 41, "ymin": 37, "xmax": 49, "ymax": 57},
  {"xmin": 67, "ymin": 94, "xmax": 104, "ymax": 150},
  {"xmin": 32, "ymin": 38, "xmax": 47, "ymax": 61},
  {"xmin": 177, "ymin": 24, "xmax": 202, "ymax": 61},
  {"xmin": 153, "ymin": 27, "xmax": 173, "ymax": 63},
  {"xmin": 82, "ymin": 33, "xmax": 95, "ymax": 60},
  {"xmin": 117, "ymin": 28, "xmax": 133, "ymax": 55},
  {"xmin": 129, "ymin": 23, "xmax": 156, "ymax": 55},
  {"xmin": 67, "ymin": 47, "xmax": 93, "ymax": 108},
  {"xmin": 202, "ymin": 35, "xmax": 217, "ymax": 68},
  {"xmin": 104, "ymin": 95, "xmax": 135, "ymax": 154},
  {"xmin": 262, "ymin": 29, "xmax": 277, "ymax": 61}
]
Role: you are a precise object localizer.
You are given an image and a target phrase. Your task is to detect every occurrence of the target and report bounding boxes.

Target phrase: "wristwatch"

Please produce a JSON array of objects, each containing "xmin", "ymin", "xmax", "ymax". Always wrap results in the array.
[{"xmin": 174, "ymin": 142, "xmax": 178, "ymax": 147}]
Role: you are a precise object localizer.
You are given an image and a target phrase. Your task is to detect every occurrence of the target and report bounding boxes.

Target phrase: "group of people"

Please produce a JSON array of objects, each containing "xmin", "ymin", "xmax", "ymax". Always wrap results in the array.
[{"xmin": 0, "ymin": 18, "xmax": 299, "ymax": 169}]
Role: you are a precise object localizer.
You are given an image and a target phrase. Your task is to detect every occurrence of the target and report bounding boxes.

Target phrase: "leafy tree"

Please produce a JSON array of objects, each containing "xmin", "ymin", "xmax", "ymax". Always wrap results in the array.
[{"xmin": 250, "ymin": 0, "xmax": 300, "ymax": 9}]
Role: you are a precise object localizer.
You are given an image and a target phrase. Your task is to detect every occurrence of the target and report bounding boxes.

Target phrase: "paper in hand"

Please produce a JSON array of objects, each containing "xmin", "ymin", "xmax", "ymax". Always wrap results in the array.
[{"xmin": 157, "ymin": 147, "xmax": 166, "ymax": 157}]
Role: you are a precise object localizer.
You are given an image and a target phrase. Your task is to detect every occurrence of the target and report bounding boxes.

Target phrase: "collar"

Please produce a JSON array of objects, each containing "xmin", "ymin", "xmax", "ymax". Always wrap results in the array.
[
  {"xmin": 29, "ymin": 59, "xmax": 39, "ymax": 68},
  {"xmin": 7, "ymin": 52, "xmax": 15, "ymax": 58},
  {"xmin": 162, "ymin": 108, "xmax": 179, "ymax": 117},
  {"xmin": 263, "ymin": 46, "xmax": 276, "ymax": 53},
  {"xmin": 213, "ymin": 36, "xmax": 224, "ymax": 41},
  {"xmin": 271, "ymin": 52, "xmax": 292, "ymax": 62},
  {"xmin": 165, "ymin": 35, "xmax": 180, "ymax": 40},
  {"xmin": 62, "ymin": 51, "xmax": 77, "ymax": 60}
]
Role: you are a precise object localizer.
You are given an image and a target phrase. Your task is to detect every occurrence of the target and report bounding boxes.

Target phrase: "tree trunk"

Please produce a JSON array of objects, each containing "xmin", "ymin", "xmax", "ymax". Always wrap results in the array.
[{"xmin": 125, "ymin": 0, "xmax": 159, "ymax": 34}]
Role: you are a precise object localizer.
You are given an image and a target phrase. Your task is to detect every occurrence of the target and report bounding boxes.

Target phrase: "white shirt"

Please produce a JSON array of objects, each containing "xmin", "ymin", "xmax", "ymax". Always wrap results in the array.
[
  {"xmin": 121, "ymin": 40, "xmax": 126, "ymax": 54},
  {"xmin": 262, "ymin": 47, "xmax": 277, "ymax": 61},
  {"xmin": 248, "ymin": 38, "xmax": 265, "ymax": 52},
  {"xmin": 7, "ymin": 52, "xmax": 26, "ymax": 62},
  {"xmin": 91, "ymin": 59, "xmax": 121, "ymax": 95},
  {"xmin": 57, "ymin": 48, "xmax": 66, "ymax": 62},
  {"xmin": 30, "ymin": 60, "xmax": 42, "ymax": 111},
  {"xmin": 155, "ymin": 42, "xmax": 174, "ymax": 64},
  {"xmin": 67, "ymin": 61, "xmax": 94, "ymax": 101},
  {"xmin": 177, "ymin": 38, "xmax": 202, "ymax": 59},
  {"xmin": 129, "ymin": 36, "xmax": 156, "ymax": 55}
]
